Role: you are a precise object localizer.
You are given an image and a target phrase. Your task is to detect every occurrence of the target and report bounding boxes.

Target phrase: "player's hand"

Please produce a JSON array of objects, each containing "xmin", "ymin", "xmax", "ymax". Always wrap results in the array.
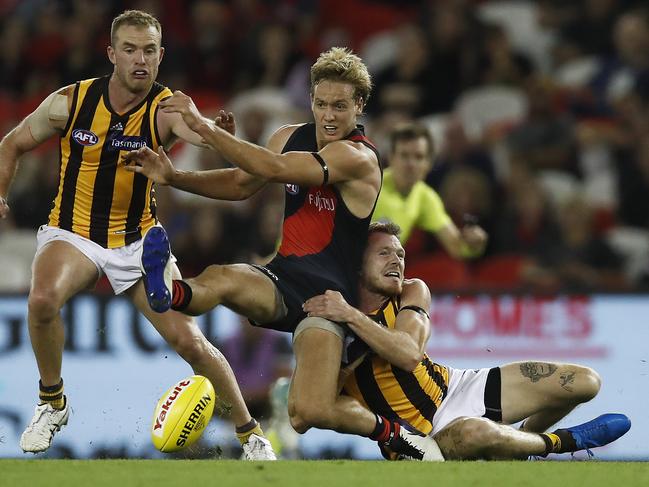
[
  {"xmin": 303, "ymin": 290, "xmax": 355, "ymax": 323},
  {"xmin": 123, "ymin": 146, "xmax": 176, "ymax": 185},
  {"xmin": 461, "ymin": 224, "xmax": 488, "ymax": 253},
  {"xmin": 0, "ymin": 196, "xmax": 9, "ymax": 219},
  {"xmin": 160, "ymin": 91, "xmax": 205, "ymax": 133},
  {"xmin": 215, "ymin": 110, "xmax": 236, "ymax": 136}
]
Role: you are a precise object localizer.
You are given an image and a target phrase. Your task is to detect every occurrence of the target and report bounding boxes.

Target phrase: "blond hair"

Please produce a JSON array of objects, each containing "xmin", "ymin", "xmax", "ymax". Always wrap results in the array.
[
  {"xmin": 111, "ymin": 10, "xmax": 162, "ymax": 46},
  {"xmin": 310, "ymin": 47, "xmax": 372, "ymax": 106}
]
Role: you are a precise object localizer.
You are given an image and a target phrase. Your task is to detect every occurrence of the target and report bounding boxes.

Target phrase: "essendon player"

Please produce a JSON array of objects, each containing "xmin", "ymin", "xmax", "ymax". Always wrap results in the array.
[{"xmin": 124, "ymin": 47, "xmax": 443, "ymax": 459}]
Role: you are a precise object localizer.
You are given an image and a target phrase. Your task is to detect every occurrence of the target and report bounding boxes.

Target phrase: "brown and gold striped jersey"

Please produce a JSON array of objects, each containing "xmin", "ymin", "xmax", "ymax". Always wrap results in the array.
[
  {"xmin": 48, "ymin": 76, "xmax": 171, "ymax": 248},
  {"xmin": 343, "ymin": 297, "xmax": 449, "ymax": 434}
]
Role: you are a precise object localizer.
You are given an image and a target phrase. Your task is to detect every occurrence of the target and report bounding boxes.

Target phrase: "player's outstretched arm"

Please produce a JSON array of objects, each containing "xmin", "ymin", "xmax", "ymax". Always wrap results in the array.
[
  {"xmin": 123, "ymin": 145, "xmax": 266, "ymax": 201},
  {"xmin": 303, "ymin": 282, "xmax": 431, "ymax": 372},
  {"xmin": 159, "ymin": 91, "xmax": 377, "ymax": 186},
  {"xmin": 0, "ymin": 87, "xmax": 70, "ymax": 218}
]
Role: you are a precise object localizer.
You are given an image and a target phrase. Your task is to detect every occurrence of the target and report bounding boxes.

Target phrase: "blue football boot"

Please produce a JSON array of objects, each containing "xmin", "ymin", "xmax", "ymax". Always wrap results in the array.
[
  {"xmin": 141, "ymin": 226, "xmax": 172, "ymax": 313},
  {"xmin": 563, "ymin": 413, "xmax": 631, "ymax": 453}
]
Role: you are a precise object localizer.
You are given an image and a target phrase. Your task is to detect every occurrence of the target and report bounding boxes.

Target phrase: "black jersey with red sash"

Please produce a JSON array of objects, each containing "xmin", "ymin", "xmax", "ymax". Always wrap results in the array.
[{"xmin": 256, "ymin": 123, "xmax": 381, "ymax": 333}]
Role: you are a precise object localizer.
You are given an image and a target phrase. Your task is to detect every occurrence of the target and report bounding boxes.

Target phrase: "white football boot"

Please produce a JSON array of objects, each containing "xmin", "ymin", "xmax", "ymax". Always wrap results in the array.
[
  {"xmin": 241, "ymin": 434, "xmax": 277, "ymax": 460},
  {"xmin": 20, "ymin": 396, "xmax": 70, "ymax": 453},
  {"xmin": 380, "ymin": 424, "xmax": 445, "ymax": 461}
]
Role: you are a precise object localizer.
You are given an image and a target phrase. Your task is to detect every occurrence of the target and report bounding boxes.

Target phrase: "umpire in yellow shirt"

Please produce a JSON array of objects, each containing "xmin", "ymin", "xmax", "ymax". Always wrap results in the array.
[{"xmin": 373, "ymin": 122, "xmax": 487, "ymax": 258}]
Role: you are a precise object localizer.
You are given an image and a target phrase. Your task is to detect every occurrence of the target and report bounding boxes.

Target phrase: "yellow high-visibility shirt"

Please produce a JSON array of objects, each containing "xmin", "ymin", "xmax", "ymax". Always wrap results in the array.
[{"xmin": 372, "ymin": 168, "xmax": 451, "ymax": 244}]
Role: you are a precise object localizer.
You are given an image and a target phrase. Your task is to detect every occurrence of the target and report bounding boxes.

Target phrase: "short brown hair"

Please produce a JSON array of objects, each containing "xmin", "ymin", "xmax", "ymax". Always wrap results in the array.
[
  {"xmin": 368, "ymin": 221, "xmax": 401, "ymax": 238},
  {"xmin": 111, "ymin": 10, "xmax": 162, "ymax": 46},
  {"xmin": 310, "ymin": 47, "xmax": 372, "ymax": 107},
  {"xmin": 389, "ymin": 122, "xmax": 435, "ymax": 157}
]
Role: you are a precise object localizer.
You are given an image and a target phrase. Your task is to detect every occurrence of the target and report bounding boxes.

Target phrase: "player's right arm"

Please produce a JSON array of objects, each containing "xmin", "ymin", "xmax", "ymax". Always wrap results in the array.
[
  {"xmin": 0, "ymin": 87, "xmax": 71, "ymax": 218},
  {"xmin": 303, "ymin": 280, "xmax": 432, "ymax": 372},
  {"xmin": 123, "ymin": 123, "xmax": 297, "ymax": 201}
]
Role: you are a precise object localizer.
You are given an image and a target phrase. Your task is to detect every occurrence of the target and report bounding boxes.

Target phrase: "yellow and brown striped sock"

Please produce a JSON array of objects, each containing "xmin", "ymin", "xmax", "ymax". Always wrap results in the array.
[
  {"xmin": 541, "ymin": 430, "xmax": 578, "ymax": 455},
  {"xmin": 39, "ymin": 379, "xmax": 65, "ymax": 410},
  {"xmin": 236, "ymin": 418, "xmax": 265, "ymax": 445},
  {"xmin": 540, "ymin": 432, "xmax": 561, "ymax": 455}
]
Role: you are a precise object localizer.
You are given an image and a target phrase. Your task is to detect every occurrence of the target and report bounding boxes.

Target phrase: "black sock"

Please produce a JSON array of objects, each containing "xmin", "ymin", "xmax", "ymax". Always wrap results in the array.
[
  {"xmin": 171, "ymin": 280, "xmax": 192, "ymax": 311},
  {"xmin": 541, "ymin": 429, "xmax": 578, "ymax": 455},
  {"xmin": 553, "ymin": 428, "xmax": 578, "ymax": 453}
]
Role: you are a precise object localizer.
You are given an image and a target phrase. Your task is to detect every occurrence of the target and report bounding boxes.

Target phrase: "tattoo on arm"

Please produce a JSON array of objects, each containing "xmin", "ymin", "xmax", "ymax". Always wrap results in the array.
[
  {"xmin": 519, "ymin": 362, "xmax": 557, "ymax": 382},
  {"xmin": 559, "ymin": 371, "xmax": 575, "ymax": 392}
]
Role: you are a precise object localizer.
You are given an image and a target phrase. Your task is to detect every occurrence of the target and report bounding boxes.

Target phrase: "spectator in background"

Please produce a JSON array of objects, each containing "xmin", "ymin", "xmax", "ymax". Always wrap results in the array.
[
  {"xmin": 234, "ymin": 22, "xmax": 304, "ymax": 92},
  {"xmin": 507, "ymin": 77, "xmax": 579, "ymax": 176},
  {"xmin": 478, "ymin": 23, "xmax": 534, "ymax": 87},
  {"xmin": 558, "ymin": 6, "xmax": 649, "ymax": 118},
  {"xmin": 365, "ymin": 23, "xmax": 435, "ymax": 118},
  {"xmin": 0, "ymin": 17, "xmax": 28, "ymax": 95},
  {"xmin": 59, "ymin": 17, "xmax": 105, "ymax": 86},
  {"xmin": 420, "ymin": 3, "xmax": 482, "ymax": 113},
  {"xmin": 559, "ymin": 0, "xmax": 622, "ymax": 59},
  {"xmin": 522, "ymin": 195, "xmax": 629, "ymax": 292},
  {"xmin": 373, "ymin": 122, "xmax": 487, "ymax": 258},
  {"xmin": 181, "ymin": 0, "xmax": 236, "ymax": 94},
  {"xmin": 493, "ymin": 176, "xmax": 561, "ymax": 257},
  {"xmin": 426, "ymin": 117, "xmax": 498, "ymax": 199},
  {"xmin": 439, "ymin": 166, "xmax": 494, "ymax": 252},
  {"xmin": 616, "ymin": 136, "xmax": 649, "ymax": 229}
]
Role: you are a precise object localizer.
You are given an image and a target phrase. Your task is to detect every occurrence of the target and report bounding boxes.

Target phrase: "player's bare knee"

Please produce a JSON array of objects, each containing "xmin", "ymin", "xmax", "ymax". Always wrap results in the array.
[
  {"xmin": 436, "ymin": 417, "xmax": 493, "ymax": 459},
  {"xmin": 290, "ymin": 399, "xmax": 331, "ymax": 430},
  {"xmin": 171, "ymin": 332, "xmax": 209, "ymax": 366},
  {"xmin": 188, "ymin": 265, "xmax": 222, "ymax": 294},
  {"xmin": 198, "ymin": 264, "xmax": 227, "ymax": 286},
  {"xmin": 27, "ymin": 289, "xmax": 63, "ymax": 323},
  {"xmin": 456, "ymin": 417, "xmax": 499, "ymax": 447},
  {"xmin": 558, "ymin": 365, "xmax": 601, "ymax": 403},
  {"xmin": 578, "ymin": 366, "xmax": 601, "ymax": 401},
  {"xmin": 288, "ymin": 407, "xmax": 310, "ymax": 434}
]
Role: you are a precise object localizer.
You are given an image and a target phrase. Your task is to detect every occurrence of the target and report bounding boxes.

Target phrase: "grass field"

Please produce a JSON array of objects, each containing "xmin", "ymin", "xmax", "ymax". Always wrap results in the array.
[{"xmin": 1, "ymin": 460, "xmax": 648, "ymax": 487}]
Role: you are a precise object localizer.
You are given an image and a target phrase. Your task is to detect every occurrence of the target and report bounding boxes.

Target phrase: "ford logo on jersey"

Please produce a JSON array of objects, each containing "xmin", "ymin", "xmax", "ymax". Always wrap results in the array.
[
  {"xmin": 286, "ymin": 184, "xmax": 299, "ymax": 195},
  {"xmin": 72, "ymin": 129, "xmax": 99, "ymax": 146}
]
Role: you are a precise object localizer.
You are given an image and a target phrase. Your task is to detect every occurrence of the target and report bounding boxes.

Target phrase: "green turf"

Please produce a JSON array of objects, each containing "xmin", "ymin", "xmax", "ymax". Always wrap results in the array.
[{"xmin": 1, "ymin": 459, "xmax": 648, "ymax": 487}]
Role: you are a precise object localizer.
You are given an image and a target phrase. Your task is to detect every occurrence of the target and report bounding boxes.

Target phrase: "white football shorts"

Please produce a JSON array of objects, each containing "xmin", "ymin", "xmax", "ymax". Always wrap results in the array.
[
  {"xmin": 430, "ymin": 367, "xmax": 492, "ymax": 436},
  {"xmin": 36, "ymin": 224, "xmax": 176, "ymax": 295}
]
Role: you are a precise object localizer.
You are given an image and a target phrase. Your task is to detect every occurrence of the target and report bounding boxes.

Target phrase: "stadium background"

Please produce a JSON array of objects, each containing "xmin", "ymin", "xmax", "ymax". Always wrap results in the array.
[{"xmin": 0, "ymin": 0, "xmax": 648, "ymax": 460}]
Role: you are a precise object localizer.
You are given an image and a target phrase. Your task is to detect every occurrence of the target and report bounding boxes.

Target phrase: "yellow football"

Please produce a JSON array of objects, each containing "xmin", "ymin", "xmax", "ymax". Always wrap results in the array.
[{"xmin": 151, "ymin": 375, "xmax": 216, "ymax": 452}]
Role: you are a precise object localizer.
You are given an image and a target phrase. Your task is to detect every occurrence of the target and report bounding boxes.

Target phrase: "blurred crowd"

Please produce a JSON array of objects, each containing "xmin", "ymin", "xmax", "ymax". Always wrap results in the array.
[{"xmin": 1, "ymin": 0, "xmax": 649, "ymax": 293}]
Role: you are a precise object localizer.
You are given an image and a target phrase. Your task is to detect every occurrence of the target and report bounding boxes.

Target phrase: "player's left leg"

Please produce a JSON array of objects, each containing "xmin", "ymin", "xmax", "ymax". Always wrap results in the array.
[
  {"xmin": 434, "ymin": 417, "xmax": 548, "ymax": 460},
  {"xmin": 140, "ymin": 226, "xmax": 282, "ymax": 322},
  {"xmin": 500, "ymin": 361, "xmax": 601, "ymax": 432},
  {"xmin": 433, "ymin": 414, "xmax": 631, "ymax": 460},
  {"xmin": 127, "ymin": 276, "xmax": 276, "ymax": 460},
  {"xmin": 288, "ymin": 322, "xmax": 356, "ymax": 433}
]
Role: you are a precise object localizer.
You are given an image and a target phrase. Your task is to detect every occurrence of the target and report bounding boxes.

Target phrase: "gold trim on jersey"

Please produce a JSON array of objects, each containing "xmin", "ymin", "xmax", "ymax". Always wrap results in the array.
[
  {"xmin": 48, "ymin": 76, "xmax": 172, "ymax": 248},
  {"xmin": 343, "ymin": 298, "xmax": 449, "ymax": 434}
]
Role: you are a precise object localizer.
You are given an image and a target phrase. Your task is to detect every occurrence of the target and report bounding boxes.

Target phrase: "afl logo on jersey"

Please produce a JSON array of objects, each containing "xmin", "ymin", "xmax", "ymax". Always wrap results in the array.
[
  {"xmin": 285, "ymin": 184, "xmax": 300, "ymax": 195},
  {"xmin": 72, "ymin": 129, "xmax": 99, "ymax": 146}
]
